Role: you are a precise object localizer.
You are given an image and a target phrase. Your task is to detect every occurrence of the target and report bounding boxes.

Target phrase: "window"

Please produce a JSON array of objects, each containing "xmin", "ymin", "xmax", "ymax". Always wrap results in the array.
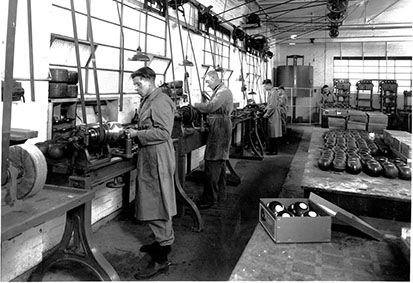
[
  {"xmin": 333, "ymin": 56, "xmax": 412, "ymax": 95},
  {"xmin": 50, "ymin": 0, "xmax": 169, "ymax": 95}
]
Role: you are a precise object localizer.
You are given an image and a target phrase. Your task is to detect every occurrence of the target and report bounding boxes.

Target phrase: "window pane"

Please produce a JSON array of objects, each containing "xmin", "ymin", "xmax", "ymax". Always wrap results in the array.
[
  {"xmin": 147, "ymin": 35, "xmax": 165, "ymax": 56},
  {"xmin": 147, "ymin": 15, "xmax": 165, "ymax": 38}
]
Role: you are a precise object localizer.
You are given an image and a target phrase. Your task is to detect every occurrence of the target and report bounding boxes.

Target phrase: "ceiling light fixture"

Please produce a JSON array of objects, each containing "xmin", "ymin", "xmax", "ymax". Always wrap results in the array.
[{"xmin": 290, "ymin": 34, "xmax": 297, "ymax": 39}]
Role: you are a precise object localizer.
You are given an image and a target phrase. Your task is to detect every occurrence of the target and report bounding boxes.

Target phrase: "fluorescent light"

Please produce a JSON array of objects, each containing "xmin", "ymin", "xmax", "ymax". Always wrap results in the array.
[
  {"xmin": 290, "ymin": 34, "xmax": 297, "ymax": 39},
  {"xmin": 289, "ymin": 42, "xmax": 296, "ymax": 45}
]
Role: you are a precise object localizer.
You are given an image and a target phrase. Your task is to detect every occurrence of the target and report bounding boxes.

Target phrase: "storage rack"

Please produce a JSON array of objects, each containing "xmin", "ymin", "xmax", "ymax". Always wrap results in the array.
[
  {"xmin": 356, "ymin": 80, "xmax": 374, "ymax": 111},
  {"xmin": 403, "ymin": 90, "xmax": 412, "ymax": 112},
  {"xmin": 379, "ymin": 80, "xmax": 398, "ymax": 114},
  {"xmin": 333, "ymin": 79, "xmax": 351, "ymax": 108}
]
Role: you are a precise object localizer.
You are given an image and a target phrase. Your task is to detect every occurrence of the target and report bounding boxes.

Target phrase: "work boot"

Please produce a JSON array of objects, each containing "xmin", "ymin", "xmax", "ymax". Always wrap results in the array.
[
  {"xmin": 140, "ymin": 241, "xmax": 159, "ymax": 253},
  {"xmin": 134, "ymin": 245, "xmax": 172, "ymax": 279}
]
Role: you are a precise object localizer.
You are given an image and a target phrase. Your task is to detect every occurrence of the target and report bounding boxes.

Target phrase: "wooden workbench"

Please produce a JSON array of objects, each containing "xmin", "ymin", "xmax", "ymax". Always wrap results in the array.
[
  {"xmin": 301, "ymin": 128, "xmax": 411, "ymax": 221},
  {"xmin": 1, "ymin": 185, "xmax": 119, "ymax": 281}
]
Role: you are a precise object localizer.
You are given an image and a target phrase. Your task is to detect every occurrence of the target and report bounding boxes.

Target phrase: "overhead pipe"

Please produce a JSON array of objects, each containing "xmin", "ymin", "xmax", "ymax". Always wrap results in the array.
[
  {"xmin": 261, "ymin": 0, "xmax": 321, "ymax": 21},
  {"xmin": 219, "ymin": 0, "xmax": 298, "ymax": 24},
  {"xmin": 271, "ymin": 35, "xmax": 412, "ymax": 45},
  {"xmin": 255, "ymin": 3, "xmax": 326, "ymax": 16},
  {"xmin": 266, "ymin": 16, "xmax": 326, "ymax": 38},
  {"xmin": 215, "ymin": 0, "xmax": 255, "ymax": 16}
]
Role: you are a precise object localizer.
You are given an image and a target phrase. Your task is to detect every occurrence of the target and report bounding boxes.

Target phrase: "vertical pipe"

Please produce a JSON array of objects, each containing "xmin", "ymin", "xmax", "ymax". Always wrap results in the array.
[
  {"xmin": 2, "ymin": 0, "xmax": 19, "ymax": 184},
  {"xmin": 117, "ymin": 0, "xmax": 125, "ymax": 111},
  {"xmin": 182, "ymin": 10, "xmax": 203, "ymax": 93},
  {"xmin": 85, "ymin": 0, "xmax": 104, "ymax": 138},
  {"xmin": 165, "ymin": 6, "xmax": 175, "ymax": 81},
  {"xmin": 27, "ymin": 0, "xmax": 35, "ymax": 102},
  {"xmin": 174, "ymin": 1, "xmax": 191, "ymax": 104},
  {"xmin": 70, "ymin": 0, "xmax": 87, "ymax": 124},
  {"xmin": 144, "ymin": 11, "xmax": 148, "ymax": 67}
]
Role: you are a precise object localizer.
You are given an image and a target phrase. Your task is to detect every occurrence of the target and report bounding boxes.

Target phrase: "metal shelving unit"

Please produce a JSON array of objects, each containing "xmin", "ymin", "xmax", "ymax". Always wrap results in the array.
[{"xmin": 356, "ymin": 80, "xmax": 374, "ymax": 111}]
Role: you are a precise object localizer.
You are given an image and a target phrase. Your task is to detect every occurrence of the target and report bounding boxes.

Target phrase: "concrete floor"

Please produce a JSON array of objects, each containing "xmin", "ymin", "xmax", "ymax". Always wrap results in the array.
[{"xmin": 42, "ymin": 127, "xmax": 307, "ymax": 281}]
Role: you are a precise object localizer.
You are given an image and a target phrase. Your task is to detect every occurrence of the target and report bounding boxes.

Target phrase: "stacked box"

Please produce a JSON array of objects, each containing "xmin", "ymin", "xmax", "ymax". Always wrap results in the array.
[
  {"xmin": 399, "ymin": 137, "xmax": 412, "ymax": 159},
  {"xmin": 328, "ymin": 117, "xmax": 346, "ymax": 129},
  {"xmin": 348, "ymin": 111, "xmax": 368, "ymax": 123},
  {"xmin": 367, "ymin": 112, "xmax": 388, "ymax": 124},
  {"xmin": 383, "ymin": 130, "xmax": 412, "ymax": 160},
  {"xmin": 366, "ymin": 112, "xmax": 388, "ymax": 133},
  {"xmin": 367, "ymin": 123, "xmax": 386, "ymax": 133},
  {"xmin": 323, "ymin": 108, "xmax": 348, "ymax": 117},
  {"xmin": 323, "ymin": 108, "xmax": 337, "ymax": 116},
  {"xmin": 347, "ymin": 121, "xmax": 366, "ymax": 130}
]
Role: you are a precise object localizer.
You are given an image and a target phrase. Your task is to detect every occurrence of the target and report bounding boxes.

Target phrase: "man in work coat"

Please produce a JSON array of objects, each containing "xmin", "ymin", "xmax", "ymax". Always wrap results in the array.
[
  {"xmin": 125, "ymin": 67, "xmax": 176, "ymax": 278},
  {"xmin": 194, "ymin": 71, "xmax": 233, "ymax": 209},
  {"xmin": 278, "ymin": 86, "xmax": 288, "ymax": 136},
  {"xmin": 263, "ymin": 79, "xmax": 282, "ymax": 155}
]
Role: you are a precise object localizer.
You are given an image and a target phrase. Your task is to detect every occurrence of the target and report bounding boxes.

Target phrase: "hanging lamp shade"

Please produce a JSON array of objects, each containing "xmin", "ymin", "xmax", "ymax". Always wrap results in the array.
[
  {"xmin": 129, "ymin": 46, "xmax": 150, "ymax": 62},
  {"xmin": 248, "ymin": 89, "xmax": 256, "ymax": 95},
  {"xmin": 180, "ymin": 56, "xmax": 194, "ymax": 67},
  {"xmin": 215, "ymin": 65, "xmax": 224, "ymax": 72},
  {"xmin": 236, "ymin": 75, "xmax": 244, "ymax": 81}
]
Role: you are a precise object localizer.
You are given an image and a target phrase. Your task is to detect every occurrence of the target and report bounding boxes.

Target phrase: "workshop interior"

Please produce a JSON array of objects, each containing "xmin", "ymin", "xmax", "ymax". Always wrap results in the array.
[{"xmin": 1, "ymin": 0, "xmax": 412, "ymax": 281}]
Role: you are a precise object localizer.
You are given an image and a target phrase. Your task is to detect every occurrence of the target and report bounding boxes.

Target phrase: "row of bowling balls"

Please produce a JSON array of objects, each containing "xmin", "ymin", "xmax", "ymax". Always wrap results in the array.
[
  {"xmin": 319, "ymin": 149, "xmax": 411, "ymax": 180},
  {"xmin": 266, "ymin": 201, "xmax": 319, "ymax": 218}
]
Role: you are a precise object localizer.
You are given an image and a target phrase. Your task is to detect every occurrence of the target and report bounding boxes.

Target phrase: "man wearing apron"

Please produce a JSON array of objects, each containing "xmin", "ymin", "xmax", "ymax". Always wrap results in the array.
[
  {"xmin": 194, "ymin": 71, "xmax": 233, "ymax": 209},
  {"xmin": 125, "ymin": 67, "xmax": 176, "ymax": 278}
]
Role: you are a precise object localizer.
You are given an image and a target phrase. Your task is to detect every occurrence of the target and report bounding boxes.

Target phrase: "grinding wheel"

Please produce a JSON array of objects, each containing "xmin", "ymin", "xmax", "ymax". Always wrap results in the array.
[{"xmin": 8, "ymin": 143, "xmax": 47, "ymax": 199}]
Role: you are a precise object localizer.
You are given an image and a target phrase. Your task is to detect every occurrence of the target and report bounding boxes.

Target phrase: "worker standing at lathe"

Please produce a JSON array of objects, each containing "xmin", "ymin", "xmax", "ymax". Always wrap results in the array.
[
  {"xmin": 263, "ymin": 79, "xmax": 282, "ymax": 155},
  {"xmin": 124, "ymin": 67, "xmax": 176, "ymax": 279},
  {"xmin": 193, "ymin": 70, "xmax": 233, "ymax": 209}
]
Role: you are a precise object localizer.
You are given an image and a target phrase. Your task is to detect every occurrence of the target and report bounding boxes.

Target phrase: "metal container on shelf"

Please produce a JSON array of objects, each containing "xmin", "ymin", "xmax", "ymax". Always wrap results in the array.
[
  {"xmin": 276, "ymin": 55, "xmax": 314, "ymax": 123},
  {"xmin": 276, "ymin": 55, "xmax": 313, "ymax": 97}
]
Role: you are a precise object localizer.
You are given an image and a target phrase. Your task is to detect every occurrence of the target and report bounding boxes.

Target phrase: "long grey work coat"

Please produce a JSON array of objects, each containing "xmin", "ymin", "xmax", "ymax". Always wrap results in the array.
[
  {"xmin": 134, "ymin": 88, "xmax": 177, "ymax": 221},
  {"xmin": 195, "ymin": 83, "xmax": 233, "ymax": 160},
  {"xmin": 264, "ymin": 87, "xmax": 282, "ymax": 138}
]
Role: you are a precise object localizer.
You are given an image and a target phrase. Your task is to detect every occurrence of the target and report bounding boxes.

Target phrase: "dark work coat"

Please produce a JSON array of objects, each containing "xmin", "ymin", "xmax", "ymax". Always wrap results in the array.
[
  {"xmin": 134, "ymin": 88, "xmax": 176, "ymax": 221},
  {"xmin": 264, "ymin": 87, "xmax": 282, "ymax": 138},
  {"xmin": 194, "ymin": 83, "xmax": 233, "ymax": 160}
]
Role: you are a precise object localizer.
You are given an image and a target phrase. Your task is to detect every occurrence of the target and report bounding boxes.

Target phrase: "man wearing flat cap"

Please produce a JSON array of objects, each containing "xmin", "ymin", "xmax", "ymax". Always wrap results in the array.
[{"xmin": 125, "ymin": 66, "xmax": 176, "ymax": 278}]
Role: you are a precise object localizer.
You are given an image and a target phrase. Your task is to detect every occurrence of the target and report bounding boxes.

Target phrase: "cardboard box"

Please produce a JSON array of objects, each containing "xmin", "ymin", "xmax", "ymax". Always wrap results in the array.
[
  {"xmin": 366, "ymin": 112, "xmax": 388, "ymax": 124},
  {"xmin": 259, "ymin": 193, "xmax": 384, "ymax": 244},
  {"xmin": 367, "ymin": 122, "xmax": 387, "ymax": 133},
  {"xmin": 347, "ymin": 121, "xmax": 366, "ymax": 130},
  {"xmin": 259, "ymin": 197, "xmax": 332, "ymax": 243},
  {"xmin": 348, "ymin": 113, "xmax": 368, "ymax": 123},
  {"xmin": 328, "ymin": 117, "xmax": 346, "ymax": 129},
  {"xmin": 400, "ymin": 138, "xmax": 412, "ymax": 159}
]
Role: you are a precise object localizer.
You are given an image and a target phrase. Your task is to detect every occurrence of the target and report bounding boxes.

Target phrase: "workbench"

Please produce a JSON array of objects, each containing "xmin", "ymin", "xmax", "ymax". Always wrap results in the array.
[
  {"xmin": 230, "ymin": 221, "xmax": 409, "ymax": 281},
  {"xmin": 230, "ymin": 112, "xmax": 264, "ymax": 160},
  {"xmin": 301, "ymin": 128, "xmax": 411, "ymax": 221},
  {"xmin": 1, "ymin": 185, "xmax": 119, "ymax": 281}
]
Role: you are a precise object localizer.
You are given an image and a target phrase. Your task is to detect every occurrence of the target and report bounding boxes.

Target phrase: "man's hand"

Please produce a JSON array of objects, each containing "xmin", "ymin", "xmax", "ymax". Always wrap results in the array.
[{"xmin": 123, "ymin": 128, "xmax": 139, "ymax": 138}]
